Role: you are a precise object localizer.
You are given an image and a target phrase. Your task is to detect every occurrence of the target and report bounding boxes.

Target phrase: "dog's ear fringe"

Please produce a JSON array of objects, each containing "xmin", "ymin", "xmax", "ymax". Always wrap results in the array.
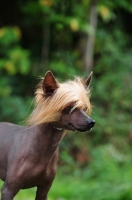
[{"xmin": 27, "ymin": 75, "xmax": 92, "ymax": 126}]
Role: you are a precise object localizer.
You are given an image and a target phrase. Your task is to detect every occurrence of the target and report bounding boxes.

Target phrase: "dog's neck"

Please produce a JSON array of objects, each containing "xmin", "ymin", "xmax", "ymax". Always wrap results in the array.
[
  {"xmin": 50, "ymin": 122, "xmax": 64, "ymax": 131},
  {"xmin": 33, "ymin": 123, "xmax": 64, "ymax": 152}
]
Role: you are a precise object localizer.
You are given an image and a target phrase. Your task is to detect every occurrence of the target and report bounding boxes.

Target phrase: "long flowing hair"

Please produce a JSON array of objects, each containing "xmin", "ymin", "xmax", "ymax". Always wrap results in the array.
[{"xmin": 27, "ymin": 77, "xmax": 92, "ymax": 126}]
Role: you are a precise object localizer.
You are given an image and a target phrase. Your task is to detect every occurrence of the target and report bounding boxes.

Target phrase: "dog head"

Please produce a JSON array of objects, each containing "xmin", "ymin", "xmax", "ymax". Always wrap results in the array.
[{"xmin": 28, "ymin": 71, "xmax": 95, "ymax": 132}]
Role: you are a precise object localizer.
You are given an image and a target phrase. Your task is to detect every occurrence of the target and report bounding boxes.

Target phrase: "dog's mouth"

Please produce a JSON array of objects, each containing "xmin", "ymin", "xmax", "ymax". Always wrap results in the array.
[{"xmin": 68, "ymin": 123, "xmax": 93, "ymax": 132}]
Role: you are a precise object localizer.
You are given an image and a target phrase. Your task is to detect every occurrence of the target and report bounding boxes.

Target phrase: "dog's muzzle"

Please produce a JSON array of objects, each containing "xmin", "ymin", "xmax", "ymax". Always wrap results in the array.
[
  {"xmin": 75, "ymin": 118, "xmax": 95, "ymax": 132},
  {"xmin": 81, "ymin": 117, "xmax": 95, "ymax": 132}
]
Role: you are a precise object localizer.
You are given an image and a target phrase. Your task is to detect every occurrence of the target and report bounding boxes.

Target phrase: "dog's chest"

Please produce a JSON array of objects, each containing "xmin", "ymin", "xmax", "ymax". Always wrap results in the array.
[
  {"xmin": 20, "ymin": 160, "xmax": 56, "ymax": 189},
  {"xmin": 20, "ymin": 151, "xmax": 58, "ymax": 189}
]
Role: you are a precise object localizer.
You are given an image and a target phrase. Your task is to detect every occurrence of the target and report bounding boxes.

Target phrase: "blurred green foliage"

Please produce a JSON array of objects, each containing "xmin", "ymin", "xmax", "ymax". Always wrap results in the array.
[
  {"xmin": 0, "ymin": 26, "xmax": 31, "ymax": 123},
  {"xmin": 0, "ymin": 27, "xmax": 30, "ymax": 75},
  {"xmin": 0, "ymin": 0, "xmax": 132, "ymax": 199},
  {"xmin": 50, "ymin": 145, "xmax": 132, "ymax": 200}
]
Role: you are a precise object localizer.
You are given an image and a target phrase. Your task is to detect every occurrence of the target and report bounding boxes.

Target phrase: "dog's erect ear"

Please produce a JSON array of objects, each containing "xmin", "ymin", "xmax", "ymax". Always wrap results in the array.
[
  {"xmin": 85, "ymin": 71, "xmax": 93, "ymax": 88},
  {"xmin": 43, "ymin": 71, "xmax": 59, "ymax": 96}
]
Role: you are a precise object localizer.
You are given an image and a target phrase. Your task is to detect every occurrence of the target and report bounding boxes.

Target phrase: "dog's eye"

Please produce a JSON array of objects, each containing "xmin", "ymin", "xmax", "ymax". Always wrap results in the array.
[
  {"xmin": 67, "ymin": 105, "xmax": 73, "ymax": 110},
  {"xmin": 65, "ymin": 105, "xmax": 74, "ymax": 112}
]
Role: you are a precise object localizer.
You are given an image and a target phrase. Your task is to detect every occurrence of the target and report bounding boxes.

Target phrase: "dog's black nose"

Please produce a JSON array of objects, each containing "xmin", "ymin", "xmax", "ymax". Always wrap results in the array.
[{"xmin": 89, "ymin": 120, "xmax": 95, "ymax": 128}]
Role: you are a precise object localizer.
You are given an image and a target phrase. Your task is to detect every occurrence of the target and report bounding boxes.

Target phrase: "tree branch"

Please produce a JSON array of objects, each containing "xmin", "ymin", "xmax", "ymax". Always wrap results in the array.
[{"xmin": 84, "ymin": 0, "xmax": 98, "ymax": 72}]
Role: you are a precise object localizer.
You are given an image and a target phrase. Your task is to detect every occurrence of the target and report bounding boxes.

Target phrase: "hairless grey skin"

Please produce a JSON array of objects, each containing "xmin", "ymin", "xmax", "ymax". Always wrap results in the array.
[{"xmin": 0, "ymin": 71, "xmax": 95, "ymax": 200}]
